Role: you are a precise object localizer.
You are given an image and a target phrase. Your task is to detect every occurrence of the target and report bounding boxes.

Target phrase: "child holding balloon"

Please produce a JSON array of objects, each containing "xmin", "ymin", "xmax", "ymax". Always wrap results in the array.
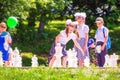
[{"xmin": 0, "ymin": 22, "xmax": 12, "ymax": 66}]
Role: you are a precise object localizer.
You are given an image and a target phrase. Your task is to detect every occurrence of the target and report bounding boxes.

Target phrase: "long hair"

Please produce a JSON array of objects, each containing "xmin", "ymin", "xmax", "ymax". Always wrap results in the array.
[
  {"xmin": 75, "ymin": 30, "xmax": 80, "ymax": 39},
  {"xmin": 65, "ymin": 27, "xmax": 69, "ymax": 37},
  {"xmin": 74, "ymin": 23, "xmax": 80, "ymax": 39}
]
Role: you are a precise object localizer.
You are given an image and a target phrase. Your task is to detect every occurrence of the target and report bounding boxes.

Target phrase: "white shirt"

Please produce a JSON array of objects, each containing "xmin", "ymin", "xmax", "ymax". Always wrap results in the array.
[
  {"xmin": 58, "ymin": 30, "xmax": 77, "ymax": 45},
  {"xmin": 95, "ymin": 26, "xmax": 109, "ymax": 42},
  {"xmin": 77, "ymin": 23, "xmax": 89, "ymax": 38}
]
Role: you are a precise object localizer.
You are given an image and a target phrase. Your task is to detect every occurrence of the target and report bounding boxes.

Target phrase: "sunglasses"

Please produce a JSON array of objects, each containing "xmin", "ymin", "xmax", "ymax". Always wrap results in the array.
[
  {"xmin": 75, "ymin": 16, "xmax": 83, "ymax": 19},
  {"xmin": 0, "ymin": 25, "xmax": 6, "ymax": 28}
]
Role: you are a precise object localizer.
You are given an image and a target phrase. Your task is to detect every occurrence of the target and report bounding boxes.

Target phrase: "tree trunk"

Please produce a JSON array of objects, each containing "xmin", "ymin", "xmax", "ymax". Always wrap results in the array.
[{"xmin": 38, "ymin": 21, "xmax": 45, "ymax": 33}]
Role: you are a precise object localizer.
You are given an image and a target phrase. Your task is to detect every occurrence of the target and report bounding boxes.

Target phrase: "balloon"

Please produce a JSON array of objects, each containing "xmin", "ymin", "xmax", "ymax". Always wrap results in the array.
[{"xmin": 7, "ymin": 16, "xmax": 18, "ymax": 28}]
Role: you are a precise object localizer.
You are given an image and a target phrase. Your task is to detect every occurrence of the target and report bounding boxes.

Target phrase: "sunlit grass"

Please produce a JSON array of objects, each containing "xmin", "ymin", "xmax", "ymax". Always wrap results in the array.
[
  {"xmin": 21, "ymin": 52, "xmax": 33, "ymax": 58},
  {"xmin": 0, "ymin": 67, "xmax": 120, "ymax": 80}
]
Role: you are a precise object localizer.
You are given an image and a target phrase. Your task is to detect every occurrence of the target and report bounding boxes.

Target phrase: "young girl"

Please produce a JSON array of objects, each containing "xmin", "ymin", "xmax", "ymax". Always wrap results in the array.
[
  {"xmin": 48, "ymin": 21, "xmax": 84, "ymax": 67},
  {"xmin": 74, "ymin": 12, "xmax": 89, "ymax": 67},
  {"xmin": 95, "ymin": 17, "xmax": 109, "ymax": 67},
  {"xmin": 0, "ymin": 22, "xmax": 12, "ymax": 66}
]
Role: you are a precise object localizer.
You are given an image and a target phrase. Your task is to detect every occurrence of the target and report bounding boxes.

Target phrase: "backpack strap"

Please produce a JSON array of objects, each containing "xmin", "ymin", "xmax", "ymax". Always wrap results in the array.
[
  {"xmin": 96, "ymin": 27, "xmax": 106, "ymax": 38},
  {"xmin": 102, "ymin": 27, "xmax": 105, "ymax": 38}
]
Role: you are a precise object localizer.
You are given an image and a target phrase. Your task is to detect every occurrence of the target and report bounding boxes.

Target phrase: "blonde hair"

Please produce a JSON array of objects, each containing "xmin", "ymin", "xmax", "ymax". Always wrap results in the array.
[
  {"xmin": 75, "ymin": 30, "xmax": 80, "ymax": 39},
  {"xmin": 0, "ymin": 22, "xmax": 7, "ymax": 28}
]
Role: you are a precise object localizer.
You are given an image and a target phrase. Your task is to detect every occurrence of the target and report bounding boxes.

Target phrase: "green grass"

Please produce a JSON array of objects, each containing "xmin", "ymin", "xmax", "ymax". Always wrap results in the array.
[
  {"xmin": 20, "ymin": 52, "xmax": 47, "ymax": 66},
  {"xmin": 0, "ymin": 67, "xmax": 120, "ymax": 80}
]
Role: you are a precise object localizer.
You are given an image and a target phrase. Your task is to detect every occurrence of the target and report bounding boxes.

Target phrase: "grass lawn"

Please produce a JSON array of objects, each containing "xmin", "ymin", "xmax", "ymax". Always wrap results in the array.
[{"xmin": 0, "ymin": 66, "xmax": 120, "ymax": 80}]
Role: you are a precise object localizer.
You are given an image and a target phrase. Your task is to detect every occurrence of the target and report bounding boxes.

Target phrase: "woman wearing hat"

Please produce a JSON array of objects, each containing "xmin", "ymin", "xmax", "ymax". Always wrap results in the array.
[{"xmin": 74, "ymin": 12, "xmax": 89, "ymax": 67}]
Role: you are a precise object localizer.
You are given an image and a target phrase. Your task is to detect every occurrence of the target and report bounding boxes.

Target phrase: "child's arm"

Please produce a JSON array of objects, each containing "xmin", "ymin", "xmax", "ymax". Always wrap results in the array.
[
  {"xmin": 84, "ymin": 33, "xmax": 89, "ymax": 52},
  {"xmin": 6, "ymin": 35, "xmax": 12, "ymax": 45},
  {"xmin": 101, "ymin": 29, "xmax": 109, "ymax": 51},
  {"xmin": 55, "ymin": 34, "xmax": 62, "ymax": 45},
  {"xmin": 101, "ymin": 36, "xmax": 108, "ymax": 51},
  {"xmin": 72, "ymin": 39, "xmax": 84, "ymax": 56}
]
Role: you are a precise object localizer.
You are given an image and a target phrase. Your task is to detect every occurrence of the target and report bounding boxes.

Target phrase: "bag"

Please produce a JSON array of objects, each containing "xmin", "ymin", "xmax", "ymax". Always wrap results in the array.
[
  {"xmin": 102, "ymin": 28, "xmax": 111, "ymax": 50},
  {"xmin": 96, "ymin": 27, "xmax": 111, "ymax": 50}
]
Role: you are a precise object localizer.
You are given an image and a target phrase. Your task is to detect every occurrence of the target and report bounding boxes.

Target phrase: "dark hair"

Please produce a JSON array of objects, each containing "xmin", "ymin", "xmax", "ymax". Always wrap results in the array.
[
  {"xmin": 75, "ymin": 30, "xmax": 80, "ymax": 38},
  {"xmin": 65, "ymin": 27, "xmax": 69, "ymax": 37}
]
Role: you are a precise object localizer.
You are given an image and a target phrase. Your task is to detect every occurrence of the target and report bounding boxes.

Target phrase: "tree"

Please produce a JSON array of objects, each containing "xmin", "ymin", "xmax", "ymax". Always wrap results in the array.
[
  {"xmin": 0, "ymin": 0, "xmax": 30, "ymax": 23},
  {"xmin": 34, "ymin": 0, "xmax": 71, "ymax": 33},
  {"xmin": 70, "ymin": 0, "xmax": 120, "ymax": 29}
]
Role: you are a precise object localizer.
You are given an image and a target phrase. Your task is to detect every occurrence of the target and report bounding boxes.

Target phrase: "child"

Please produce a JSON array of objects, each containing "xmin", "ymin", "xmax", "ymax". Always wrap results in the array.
[
  {"xmin": 94, "ymin": 17, "xmax": 109, "ymax": 67},
  {"xmin": 0, "ymin": 22, "xmax": 12, "ymax": 66},
  {"xmin": 74, "ymin": 12, "xmax": 89, "ymax": 67},
  {"xmin": 48, "ymin": 21, "xmax": 84, "ymax": 67}
]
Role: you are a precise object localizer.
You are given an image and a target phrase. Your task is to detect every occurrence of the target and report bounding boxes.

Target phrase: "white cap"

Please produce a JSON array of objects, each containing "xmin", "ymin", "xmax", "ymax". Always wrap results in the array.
[
  {"xmin": 66, "ymin": 19, "xmax": 72, "ymax": 24},
  {"xmin": 74, "ymin": 12, "xmax": 86, "ymax": 18},
  {"xmin": 95, "ymin": 17, "xmax": 104, "ymax": 23}
]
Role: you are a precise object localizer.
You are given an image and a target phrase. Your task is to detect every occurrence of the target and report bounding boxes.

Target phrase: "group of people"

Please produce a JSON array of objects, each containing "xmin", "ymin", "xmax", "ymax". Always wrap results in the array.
[
  {"xmin": 0, "ymin": 22, "xmax": 12, "ymax": 66},
  {"xmin": 0, "ymin": 12, "xmax": 109, "ymax": 68},
  {"xmin": 48, "ymin": 12, "xmax": 109, "ymax": 68}
]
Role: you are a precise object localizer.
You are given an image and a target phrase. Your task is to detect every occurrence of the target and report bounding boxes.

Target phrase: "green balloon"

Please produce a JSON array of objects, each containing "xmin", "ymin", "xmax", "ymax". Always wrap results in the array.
[{"xmin": 7, "ymin": 16, "xmax": 18, "ymax": 28}]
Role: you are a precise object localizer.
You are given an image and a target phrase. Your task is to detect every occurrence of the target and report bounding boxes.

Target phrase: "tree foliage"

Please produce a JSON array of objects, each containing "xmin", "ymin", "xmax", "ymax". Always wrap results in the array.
[
  {"xmin": 69, "ymin": 0, "xmax": 120, "ymax": 29},
  {"xmin": 0, "ymin": 0, "xmax": 120, "ymax": 53},
  {"xmin": 0, "ymin": 0, "xmax": 30, "ymax": 22}
]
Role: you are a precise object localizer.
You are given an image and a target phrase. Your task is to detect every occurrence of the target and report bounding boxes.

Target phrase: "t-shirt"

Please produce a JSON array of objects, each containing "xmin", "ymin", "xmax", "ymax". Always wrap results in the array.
[
  {"xmin": 77, "ymin": 23, "xmax": 89, "ymax": 38},
  {"xmin": 0, "ymin": 31, "xmax": 12, "ymax": 51},
  {"xmin": 95, "ymin": 26, "xmax": 109, "ymax": 42},
  {"xmin": 58, "ymin": 30, "xmax": 77, "ymax": 45}
]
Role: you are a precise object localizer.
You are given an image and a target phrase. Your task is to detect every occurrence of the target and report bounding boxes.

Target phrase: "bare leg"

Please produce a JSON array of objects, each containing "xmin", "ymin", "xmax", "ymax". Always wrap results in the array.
[
  {"xmin": 49, "ymin": 56, "xmax": 56, "ymax": 67},
  {"xmin": 62, "ymin": 56, "xmax": 68, "ymax": 67},
  {"xmin": 78, "ymin": 60, "xmax": 84, "ymax": 68},
  {"xmin": 4, "ymin": 61, "xmax": 9, "ymax": 67}
]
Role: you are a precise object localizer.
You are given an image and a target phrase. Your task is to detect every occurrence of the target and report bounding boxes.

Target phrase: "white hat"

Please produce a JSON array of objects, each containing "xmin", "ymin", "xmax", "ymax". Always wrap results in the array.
[
  {"xmin": 66, "ymin": 19, "xmax": 72, "ymax": 24},
  {"xmin": 72, "ymin": 21, "xmax": 78, "ymax": 25},
  {"xmin": 74, "ymin": 12, "xmax": 86, "ymax": 18},
  {"xmin": 70, "ymin": 21, "xmax": 78, "ymax": 27}
]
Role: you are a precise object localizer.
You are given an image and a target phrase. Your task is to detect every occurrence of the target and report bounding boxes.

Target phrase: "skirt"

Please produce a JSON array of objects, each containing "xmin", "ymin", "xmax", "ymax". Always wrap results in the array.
[{"xmin": 75, "ymin": 38, "xmax": 89, "ymax": 60}]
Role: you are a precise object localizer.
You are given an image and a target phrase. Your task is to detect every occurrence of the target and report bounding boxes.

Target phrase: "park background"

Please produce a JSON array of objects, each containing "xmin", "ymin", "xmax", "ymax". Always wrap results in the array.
[{"xmin": 0, "ymin": 0, "xmax": 120, "ymax": 80}]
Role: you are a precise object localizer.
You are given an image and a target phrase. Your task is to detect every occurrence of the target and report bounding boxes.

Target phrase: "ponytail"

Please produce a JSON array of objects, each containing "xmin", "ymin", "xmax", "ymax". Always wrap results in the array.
[
  {"xmin": 75, "ymin": 30, "xmax": 80, "ymax": 39},
  {"xmin": 65, "ymin": 27, "xmax": 69, "ymax": 37}
]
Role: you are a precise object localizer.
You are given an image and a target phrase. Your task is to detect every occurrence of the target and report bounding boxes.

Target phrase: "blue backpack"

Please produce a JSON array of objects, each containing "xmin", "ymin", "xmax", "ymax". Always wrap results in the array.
[{"xmin": 96, "ymin": 27, "xmax": 111, "ymax": 50}]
